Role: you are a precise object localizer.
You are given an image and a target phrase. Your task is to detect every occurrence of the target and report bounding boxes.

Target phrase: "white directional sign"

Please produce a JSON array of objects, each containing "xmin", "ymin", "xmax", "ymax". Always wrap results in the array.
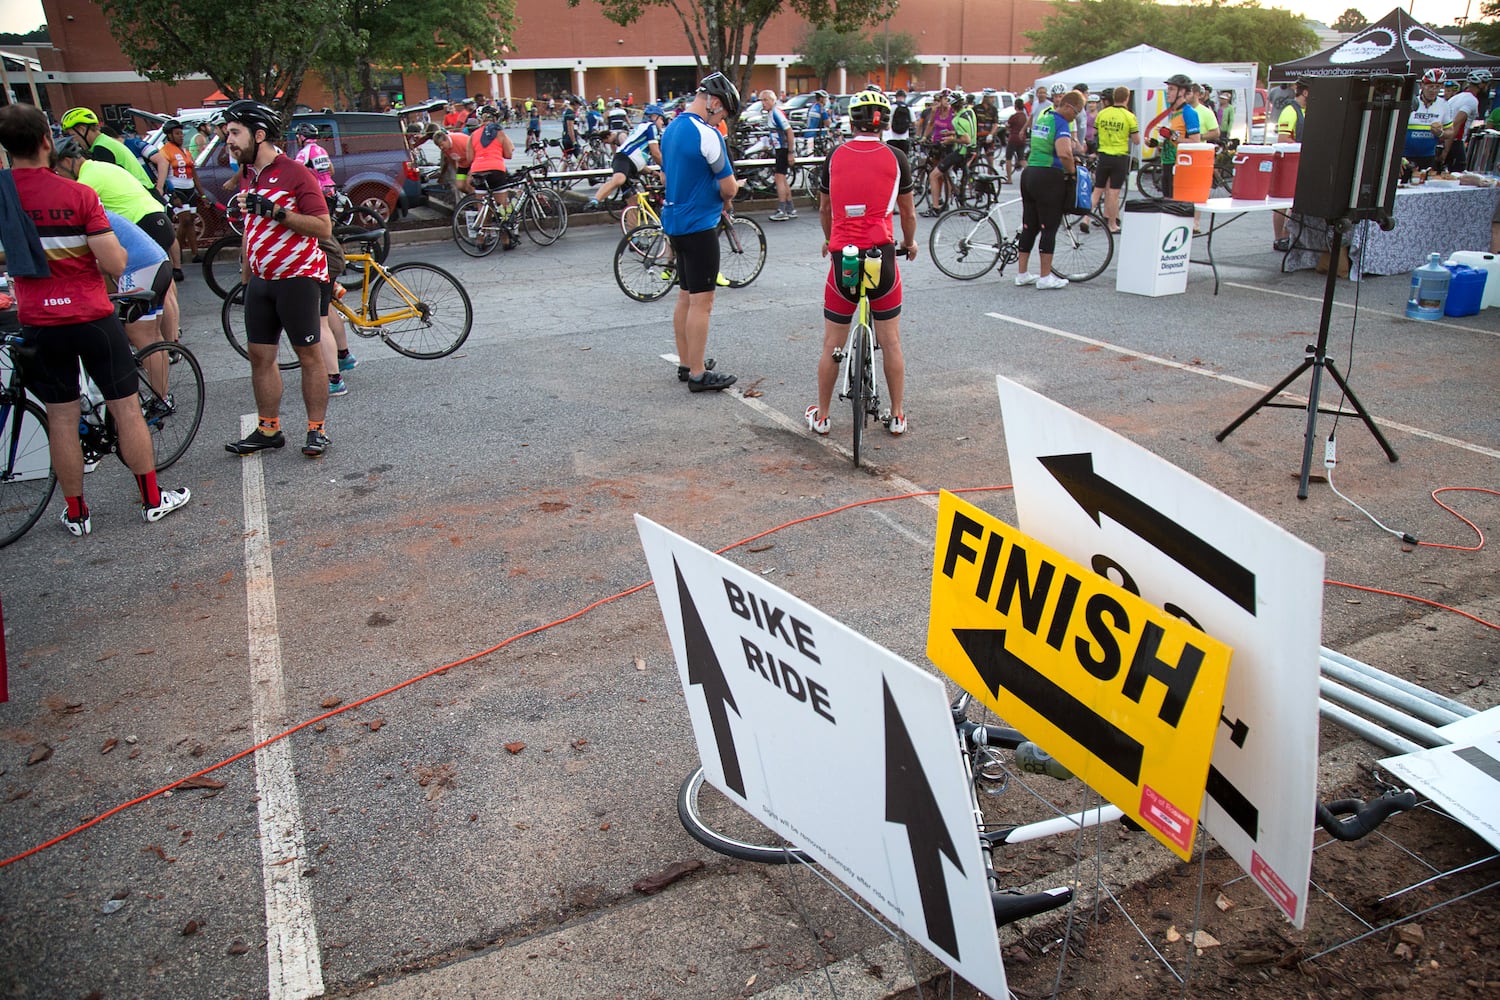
[
  {"xmin": 1382, "ymin": 706, "xmax": 1500, "ymax": 853},
  {"xmin": 996, "ymin": 377, "xmax": 1325, "ymax": 926},
  {"xmin": 636, "ymin": 515, "xmax": 1009, "ymax": 996}
]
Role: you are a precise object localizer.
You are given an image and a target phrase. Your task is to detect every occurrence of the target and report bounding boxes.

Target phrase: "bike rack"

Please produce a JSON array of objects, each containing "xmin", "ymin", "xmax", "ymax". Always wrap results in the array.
[{"xmin": 1317, "ymin": 645, "xmax": 1477, "ymax": 755}]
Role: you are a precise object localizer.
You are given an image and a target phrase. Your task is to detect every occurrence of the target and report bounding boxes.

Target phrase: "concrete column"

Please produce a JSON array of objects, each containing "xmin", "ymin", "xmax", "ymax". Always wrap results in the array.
[
  {"xmin": 778, "ymin": 64, "xmax": 786, "ymax": 95},
  {"xmin": 838, "ymin": 66, "xmax": 847, "ymax": 93},
  {"xmin": 647, "ymin": 66, "xmax": 657, "ymax": 104},
  {"xmin": 575, "ymin": 66, "xmax": 586, "ymax": 99}
]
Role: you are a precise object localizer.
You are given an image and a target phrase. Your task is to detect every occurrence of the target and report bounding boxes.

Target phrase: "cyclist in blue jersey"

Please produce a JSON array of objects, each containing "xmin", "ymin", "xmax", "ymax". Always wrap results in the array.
[
  {"xmin": 585, "ymin": 104, "xmax": 667, "ymax": 209},
  {"xmin": 661, "ymin": 72, "xmax": 742, "ymax": 393},
  {"xmin": 761, "ymin": 90, "xmax": 799, "ymax": 221}
]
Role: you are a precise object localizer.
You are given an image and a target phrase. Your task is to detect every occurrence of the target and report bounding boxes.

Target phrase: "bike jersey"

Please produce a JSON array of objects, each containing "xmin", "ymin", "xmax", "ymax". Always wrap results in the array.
[
  {"xmin": 817, "ymin": 134, "xmax": 913, "ymax": 250},
  {"xmin": 585, "ymin": 109, "xmax": 604, "ymax": 132},
  {"xmin": 1276, "ymin": 102, "xmax": 1304, "ymax": 141},
  {"xmin": 807, "ymin": 101, "xmax": 830, "ymax": 131},
  {"xmin": 561, "ymin": 107, "xmax": 578, "ymax": 147},
  {"xmin": 1094, "ymin": 105, "xmax": 1138, "ymax": 156},
  {"xmin": 470, "ymin": 124, "xmax": 510, "ymax": 173},
  {"xmin": 1027, "ymin": 109, "xmax": 1070, "ymax": 169},
  {"xmin": 1194, "ymin": 103, "xmax": 1219, "ymax": 136},
  {"xmin": 242, "ymin": 154, "xmax": 329, "ymax": 283},
  {"xmin": 952, "ymin": 106, "xmax": 977, "ymax": 153},
  {"xmin": 105, "ymin": 210, "xmax": 168, "ymax": 301},
  {"xmin": 1447, "ymin": 89, "xmax": 1480, "ymax": 138},
  {"xmin": 295, "ymin": 139, "xmax": 336, "ymax": 192},
  {"xmin": 661, "ymin": 111, "xmax": 733, "ymax": 236},
  {"xmin": 9, "ymin": 167, "xmax": 115, "ymax": 326},
  {"xmin": 1405, "ymin": 95, "xmax": 1447, "ymax": 158},
  {"xmin": 90, "ymin": 133, "xmax": 155, "ymax": 191},
  {"xmin": 161, "ymin": 140, "xmax": 196, "ymax": 190},
  {"xmin": 767, "ymin": 107, "xmax": 792, "ymax": 148},
  {"xmin": 928, "ymin": 106, "xmax": 954, "ymax": 144},
  {"xmin": 123, "ymin": 134, "xmax": 163, "ymax": 183},
  {"xmin": 76, "ymin": 159, "xmax": 164, "ymax": 224},
  {"xmin": 618, "ymin": 120, "xmax": 661, "ymax": 169},
  {"xmin": 608, "ymin": 107, "xmax": 629, "ymax": 131},
  {"xmin": 445, "ymin": 130, "xmax": 471, "ymax": 170}
]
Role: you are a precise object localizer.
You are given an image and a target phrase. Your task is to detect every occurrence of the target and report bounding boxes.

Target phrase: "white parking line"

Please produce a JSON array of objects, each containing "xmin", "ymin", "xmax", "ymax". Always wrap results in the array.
[
  {"xmin": 1223, "ymin": 281, "xmax": 1500, "ymax": 339},
  {"xmin": 985, "ymin": 313, "xmax": 1500, "ymax": 460},
  {"xmin": 659, "ymin": 353, "xmax": 939, "ymax": 509},
  {"xmin": 239, "ymin": 414, "xmax": 325, "ymax": 1000}
]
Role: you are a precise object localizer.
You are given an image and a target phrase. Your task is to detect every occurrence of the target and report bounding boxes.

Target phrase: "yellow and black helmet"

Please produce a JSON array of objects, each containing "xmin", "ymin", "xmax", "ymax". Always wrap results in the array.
[{"xmin": 848, "ymin": 90, "xmax": 892, "ymax": 132}]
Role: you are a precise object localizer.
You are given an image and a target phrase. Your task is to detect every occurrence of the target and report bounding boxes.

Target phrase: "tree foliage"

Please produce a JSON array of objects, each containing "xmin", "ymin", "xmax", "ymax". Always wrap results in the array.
[
  {"xmin": 1025, "ymin": 0, "xmax": 1319, "ymax": 83},
  {"xmin": 1330, "ymin": 8, "xmax": 1367, "ymax": 33},
  {"xmin": 0, "ymin": 25, "xmax": 49, "ymax": 46},
  {"xmin": 1469, "ymin": 0, "xmax": 1500, "ymax": 55},
  {"xmin": 796, "ymin": 26, "xmax": 920, "ymax": 89},
  {"xmin": 569, "ymin": 0, "xmax": 897, "ymax": 98}
]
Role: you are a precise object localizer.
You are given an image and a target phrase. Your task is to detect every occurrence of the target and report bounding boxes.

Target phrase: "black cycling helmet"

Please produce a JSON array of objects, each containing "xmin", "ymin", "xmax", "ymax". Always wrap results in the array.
[
  {"xmin": 53, "ymin": 135, "xmax": 90, "ymax": 161},
  {"xmin": 296, "ymin": 122, "xmax": 319, "ymax": 139},
  {"xmin": 698, "ymin": 71, "xmax": 741, "ymax": 117},
  {"xmin": 1165, "ymin": 73, "xmax": 1193, "ymax": 89},
  {"xmin": 223, "ymin": 99, "xmax": 282, "ymax": 140},
  {"xmin": 479, "ymin": 104, "xmax": 500, "ymax": 120}
]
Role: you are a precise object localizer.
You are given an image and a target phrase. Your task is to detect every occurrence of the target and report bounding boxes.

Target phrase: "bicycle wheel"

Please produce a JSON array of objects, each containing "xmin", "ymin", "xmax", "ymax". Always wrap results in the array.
[
  {"xmin": 850, "ymin": 324, "xmax": 872, "ymax": 468},
  {"xmin": 929, "ymin": 208, "xmax": 1003, "ymax": 280},
  {"xmin": 201, "ymin": 234, "xmax": 244, "ymax": 299},
  {"xmin": 452, "ymin": 195, "xmax": 501, "ymax": 257},
  {"xmin": 717, "ymin": 216, "xmax": 766, "ymax": 287},
  {"xmin": 134, "ymin": 341, "xmax": 204, "ymax": 472},
  {"xmin": 1136, "ymin": 161, "xmax": 1164, "ymax": 198},
  {"xmin": 336, "ymin": 207, "xmax": 390, "ymax": 264},
  {"xmin": 1052, "ymin": 213, "xmax": 1114, "ymax": 283},
  {"xmin": 522, "ymin": 187, "xmax": 568, "ymax": 246},
  {"xmin": 677, "ymin": 768, "xmax": 811, "ymax": 865},
  {"xmin": 619, "ymin": 202, "xmax": 647, "ymax": 234},
  {"xmin": 221, "ymin": 283, "xmax": 300, "ymax": 371},
  {"xmin": 0, "ymin": 398, "xmax": 55, "ymax": 547},
  {"xmin": 613, "ymin": 225, "xmax": 675, "ymax": 302},
  {"xmin": 368, "ymin": 263, "xmax": 472, "ymax": 360}
]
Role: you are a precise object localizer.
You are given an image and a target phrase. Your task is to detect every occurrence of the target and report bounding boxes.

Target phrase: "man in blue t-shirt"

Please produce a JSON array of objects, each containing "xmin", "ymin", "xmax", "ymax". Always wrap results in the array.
[{"xmin": 661, "ymin": 72, "xmax": 742, "ymax": 393}]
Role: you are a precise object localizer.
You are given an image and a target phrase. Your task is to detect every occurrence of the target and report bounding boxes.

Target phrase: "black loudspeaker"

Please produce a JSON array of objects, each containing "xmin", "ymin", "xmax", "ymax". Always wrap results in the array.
[{"xmin": 1293, "ymin": 75, "xmax": 1414, "ymax": 227}]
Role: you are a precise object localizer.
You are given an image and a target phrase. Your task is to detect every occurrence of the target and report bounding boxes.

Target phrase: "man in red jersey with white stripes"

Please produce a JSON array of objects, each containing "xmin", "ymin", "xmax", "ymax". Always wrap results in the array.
[
  {"xmin": 220, "ymin": 100, "xmax": 336, "ymax": 458},
  {"xmin": 808, "ymin": 90, "xmax": 918, "ymax": 439}
]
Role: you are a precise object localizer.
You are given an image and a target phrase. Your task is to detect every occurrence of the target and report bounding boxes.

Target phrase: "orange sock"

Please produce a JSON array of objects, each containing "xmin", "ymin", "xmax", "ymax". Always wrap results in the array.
[
  {"xmin": 258, "ymin": 416, "xmax": 280, "ymax": 435},
  {"xmin": 308, "ymin": 419, "xmax": 326, "ymax": 433}
]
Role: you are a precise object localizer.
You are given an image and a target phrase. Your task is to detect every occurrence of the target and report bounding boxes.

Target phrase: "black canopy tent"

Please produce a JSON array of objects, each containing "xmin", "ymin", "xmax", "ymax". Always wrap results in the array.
[{"xmin": 1271, "ymin": 7, "xmax": 1500, "ymax": 81}]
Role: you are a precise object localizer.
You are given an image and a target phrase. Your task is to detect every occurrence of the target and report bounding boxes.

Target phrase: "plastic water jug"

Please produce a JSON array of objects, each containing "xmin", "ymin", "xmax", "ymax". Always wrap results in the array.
[
  {"xmin": 1443, "ymin": 264, "xmax": 1487, "ymax": 317},
  {"xmin": 1406, "ymin": 253, "xmax": 1450, "ymax": 320}
]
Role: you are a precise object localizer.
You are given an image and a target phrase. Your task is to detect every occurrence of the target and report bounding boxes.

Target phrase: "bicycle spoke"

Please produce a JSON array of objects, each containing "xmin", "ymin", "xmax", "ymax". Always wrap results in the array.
[
  {"xmin": 371, "ymin": 263, "xmax": 473, "ymax": 359},
  {"xmin": 614, "ymin": 225, "xmax": 675, "ymax": 301},
  {"xmin": 1052, "ymin": 213, "xmax": 1115, "ymax": 283},
  {"xmin": 930, "ymin": 209, "xmax": 1003, "ymax": 280},
  {"xmin": 0, "ymin": 398, "xmax": 56, "ymax": 546},
  {"xmin": 135, "ymin": 342, "xmax": 204, "ymax": 472}
]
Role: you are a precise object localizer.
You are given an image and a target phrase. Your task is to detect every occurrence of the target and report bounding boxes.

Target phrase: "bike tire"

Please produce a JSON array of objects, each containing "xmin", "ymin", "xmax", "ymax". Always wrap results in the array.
[
  {"xmin": 1052, "ymin": 213, "xmax": 1114, "ymax": 283},
  {"xmin": 1136, "ymin": 161, "xmax": 1164, "ymax": 198},
  {"xmin": 0, "ymin": 397, "xmax": 56, "ymax": 547},
  {"xmin": 619, "ymin": 202, "xmax": 647, "ymax": 234},
  {"xmin": 613, "ymin": 225, "xmax": 675, "ymax": 302},
  {"xmin": 452, "ymin": 196, "xmax": 502, "ymax": 257},
  {"xmin": 369, "ymin": 263, "xmax": 473, "ymax": 360},
  {"xmin": 134, "ymin": 341, "xmax": 204, "ymax": 472},
  {"xmin": 677, "ymin": 767, "xmax": 812, "ymax": 865},
  {"xmin": 851, "ymin": 324, "xmax": 871, "ymax": 468},
  {"xmin": 523, "ymin": 187, "xmax": 568, "ymax": 246},
  {"xmin": 221, "ymin": 283, "xmax": 301, "ymax": 371},
  {"xmin": 201, "ymin": 233, "xmax": 244, "ymax": 299},
  {"xmin": 718, "ymin": 216, "xmax": 766, "ymax": 287},
  {"xmin": 929, "ymin": 208, "xmax": 1003, "ymax": 280}
]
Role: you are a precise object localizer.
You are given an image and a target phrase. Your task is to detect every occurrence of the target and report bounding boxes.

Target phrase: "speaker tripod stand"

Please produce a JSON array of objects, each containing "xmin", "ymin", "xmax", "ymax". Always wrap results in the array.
[{"xmin": 1215, "ymin": 224, "xmax": 1398, "ymax": 499}]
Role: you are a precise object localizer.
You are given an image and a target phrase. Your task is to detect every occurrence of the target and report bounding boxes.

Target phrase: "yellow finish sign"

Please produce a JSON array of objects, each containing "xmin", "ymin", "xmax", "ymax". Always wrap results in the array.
[{"xmin": 927, "ymin": 491, "xmax": 1233, "ymax": 859}]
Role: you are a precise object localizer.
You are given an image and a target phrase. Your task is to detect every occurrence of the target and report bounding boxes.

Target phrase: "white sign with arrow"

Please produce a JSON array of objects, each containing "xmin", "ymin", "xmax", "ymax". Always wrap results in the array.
[
  {"xmin": 996, "ymin": 377, "xmax": 1325, "ymax": 926},
  {"xmin": 636, "ymin": 515, "xmax": 1010, "ymax": 995}
]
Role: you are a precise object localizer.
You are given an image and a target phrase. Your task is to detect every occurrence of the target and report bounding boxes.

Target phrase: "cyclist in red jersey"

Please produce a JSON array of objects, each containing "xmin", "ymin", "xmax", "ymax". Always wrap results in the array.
[
  {"xmin": 219, "ymin": 100, "xmax": 336, "ymax": 459},
  {"xmin": 808, "ymin": 90, "xmax": 919, "ymax": 438},
  {"xmin": 0, "ymin": 104, "xmax": 190, "ymax": 535}
]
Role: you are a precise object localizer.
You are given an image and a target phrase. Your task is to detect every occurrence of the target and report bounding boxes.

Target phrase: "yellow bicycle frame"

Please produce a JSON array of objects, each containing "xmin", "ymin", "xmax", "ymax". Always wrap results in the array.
[{"xmin": 331, "ymin": 254, "xmax": 426, "ymax": 331}]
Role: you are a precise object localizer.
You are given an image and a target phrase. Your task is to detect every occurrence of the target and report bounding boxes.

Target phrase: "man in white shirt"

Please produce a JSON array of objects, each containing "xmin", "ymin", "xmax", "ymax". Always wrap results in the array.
[{"xmin": 1443, "ymin": 70, "xmax": 1488, "ymax": 172}]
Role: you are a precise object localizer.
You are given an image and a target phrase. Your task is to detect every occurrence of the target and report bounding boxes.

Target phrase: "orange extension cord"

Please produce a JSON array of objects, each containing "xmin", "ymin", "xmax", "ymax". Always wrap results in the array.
[{"xmin": 1, "ymin": 485, "xmax": 1493, "ymax": 871}]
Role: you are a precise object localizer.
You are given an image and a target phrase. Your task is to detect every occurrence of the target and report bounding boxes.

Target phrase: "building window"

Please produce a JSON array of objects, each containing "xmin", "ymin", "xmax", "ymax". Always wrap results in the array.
[
  {"xmin": 534, "ymin": 68, "xmax": 571, "ymax": 100},
  {"xmin": 428, "ymin": 71, "xmax": 468, "ymax": 103}
]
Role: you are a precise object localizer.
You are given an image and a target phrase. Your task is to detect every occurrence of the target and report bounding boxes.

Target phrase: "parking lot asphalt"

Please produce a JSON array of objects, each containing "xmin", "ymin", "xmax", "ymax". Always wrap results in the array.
[{"xmin": 1, "ymin": 179, "xmax": 1496, "ymax": 999}]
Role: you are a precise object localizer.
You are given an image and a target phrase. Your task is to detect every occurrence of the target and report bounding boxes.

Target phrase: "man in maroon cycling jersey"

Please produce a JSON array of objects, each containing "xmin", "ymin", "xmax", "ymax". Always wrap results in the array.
[
  {"xmin": 808, "ymin": 90, "xmax": 919, "ymax": 439},
  {"xmin": 219, "ymin": 100, "xmax": 336, "ymax": 459},
  {"xmin": 0, "ymin": 103, "xmax": 190, "ymax": 536}
]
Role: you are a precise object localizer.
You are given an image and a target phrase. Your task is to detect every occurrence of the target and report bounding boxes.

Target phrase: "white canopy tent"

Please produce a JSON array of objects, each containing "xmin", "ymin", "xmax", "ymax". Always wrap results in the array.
[{"xmin": 1033, "ymin": 45, "xmax": 1258, "ymax": 145}]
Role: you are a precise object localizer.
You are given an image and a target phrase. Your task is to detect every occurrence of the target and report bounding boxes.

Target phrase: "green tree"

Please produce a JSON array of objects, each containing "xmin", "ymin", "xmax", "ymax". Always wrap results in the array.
[
  {"xmin": 1026, "ymin": 0, "xmax": 1318, "ymax": 83},
  {"xmin": 1330, "ymin": 8, "xmax": 1367, "ymax": 32},
  {"xmin": 97, "ymin": 0, "xmax": 341, "ymax": 113},
  {"xmin": 797, "ymin": 27, "xmax": 879, "ymax": 88},
  {"xmin": 0, "ymin": 25, "xmax": 49, "ymax": 46},
  {"xmin": 1468, "ymin": 0, "xmax": 1500, "ymax": 53},
  {"xmin": 568, "ymin": 0, "xmax": 897, "ymax": 99}
]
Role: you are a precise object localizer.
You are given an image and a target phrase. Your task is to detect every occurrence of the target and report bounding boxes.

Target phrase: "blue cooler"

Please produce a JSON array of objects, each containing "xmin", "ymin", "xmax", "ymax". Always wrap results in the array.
[{"xmin": 1443, "ymin": 264, "xmax": 1487, "ymax": 317}]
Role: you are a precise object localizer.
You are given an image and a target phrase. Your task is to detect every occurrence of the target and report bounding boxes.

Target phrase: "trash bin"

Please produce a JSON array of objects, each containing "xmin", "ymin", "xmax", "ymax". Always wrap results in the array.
[{"xmin": 1115, "ymin": 199, "xmax": 1195, "ymax": 297}]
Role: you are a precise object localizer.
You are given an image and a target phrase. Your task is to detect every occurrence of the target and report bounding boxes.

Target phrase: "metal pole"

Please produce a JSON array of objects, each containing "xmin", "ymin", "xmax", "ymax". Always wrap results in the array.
[
  {"xmin": 1318, "ymin": 699, "xmax": 1425, "ymax": 756},
  {"xmin": 1319, "ymin": 657, "xmax": 1467, "ymax": 727},
  {"xmin": 1320, "ymin": 647, "xmax": 1478, "ymax": 717},
  {"xmin": 1319, "ymin": 678, "xmax": 1450, "ymax": 747}
]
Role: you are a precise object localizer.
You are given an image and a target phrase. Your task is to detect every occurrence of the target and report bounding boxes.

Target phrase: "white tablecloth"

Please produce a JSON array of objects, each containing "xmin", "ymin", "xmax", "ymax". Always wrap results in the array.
[{"xmin": 1284, "ymin": 184, "xmax": 1500, "ymax": 279}]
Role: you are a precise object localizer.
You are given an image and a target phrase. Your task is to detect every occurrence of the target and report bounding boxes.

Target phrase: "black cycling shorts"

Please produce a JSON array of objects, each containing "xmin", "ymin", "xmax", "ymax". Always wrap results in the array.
[
  {"xmin": 243, "ymin": 275, "xmax": 323, "ymax": 348},
  {"xmin": 1096, "ymin": 153, "xmax": 1131, "ymax": 190},
  {"xmin": 939, "ymin": 149, "xmax": 968, "ymax": 173},
  {"xmin": 20, "ymin": 315, "xmax": 137, "ymax": 404},
  {"xmin": 1006, "ymin": 141, "xmax": 1027, "ymax": 165},
  {"xmin": 610, "ymin": 153, "xmax": 639, "ymax": 179},
  {"xmin": 318, "ymin": 280, "xmax": 333, "ymax": 317},
  {"xmin": 136, "ymin": 212, "xmax": 176, "ymax": 253},
  {"xmin": 471, "ymin": 170, "xmax": 510, "ymax": 192},
  {"xmin": 774, "ymin": 148, "xmax": 791, "ymax": 175},
  {"xmin": 668, "ymin": 227, "xmax": 720, "ymax": 295}
]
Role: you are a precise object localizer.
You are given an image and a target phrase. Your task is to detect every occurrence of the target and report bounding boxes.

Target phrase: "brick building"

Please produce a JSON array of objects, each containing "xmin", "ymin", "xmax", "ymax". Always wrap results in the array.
[{"xmin": 18, "ymin": 0, "xmax": 1051, "ymax": 124}]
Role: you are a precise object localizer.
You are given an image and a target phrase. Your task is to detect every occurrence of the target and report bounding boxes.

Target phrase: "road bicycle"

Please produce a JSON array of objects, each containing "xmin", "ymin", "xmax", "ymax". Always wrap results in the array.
[
  {"xmin": 928, "ymin": 198, "xmax": 1114, "ymax": 284},
  {"xmin": 612, "ymin": 212, "xmax": 767, "ymax": 302},
  {"xmin": 451, "ymin": 164, "xmax": 568, "ymax": 256},
  {"xmin": 828, "ymin": 246, "xmax": 909, "ymax": 468},
  {"xmin": 201, "ymin": 203, "xmax": 390, "ymax": 299},
  {"xmin": 222, "ymin": 252, "xmax": 472, "ymax": 370},
  {"xmin": 0, "ymin": 292, "xmax": 205, "ymax": 546},
  {"xmin": 679, "ymin": 691, "xmax": 1418, "ymax": 928}
]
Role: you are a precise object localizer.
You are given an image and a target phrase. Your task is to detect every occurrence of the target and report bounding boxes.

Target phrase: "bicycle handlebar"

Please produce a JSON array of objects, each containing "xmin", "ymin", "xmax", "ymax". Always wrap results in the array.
[
  {"xmin": 992, "ymin": 886, "xmax": 1074, "ymax": 926},
  {"xmin": 1316, "ymin": 789, "xmax": 1417, "ymax": 841}
]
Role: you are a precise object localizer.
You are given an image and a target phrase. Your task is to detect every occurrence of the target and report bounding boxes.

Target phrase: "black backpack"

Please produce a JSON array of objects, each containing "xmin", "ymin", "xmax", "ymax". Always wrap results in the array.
[{"xmin": 891, "ymin": 102, "xmax": 912, "ymax": 134}]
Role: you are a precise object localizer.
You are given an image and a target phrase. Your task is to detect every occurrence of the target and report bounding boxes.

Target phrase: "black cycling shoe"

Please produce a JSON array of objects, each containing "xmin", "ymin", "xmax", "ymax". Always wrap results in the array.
[
  {"xmin": 687, "ymin": 370, "xmax": 737, "ymax": 393},
  {"xmin": 677, "ymin": 358, "xmax": 715, "ymax": 382},
  {"xmin": 226, "ymin": 428, "xmax": 286, "ymax": 455},
  {"xmin": 302, "ymin": 429, "xmax": 331, "ymax": 457}
]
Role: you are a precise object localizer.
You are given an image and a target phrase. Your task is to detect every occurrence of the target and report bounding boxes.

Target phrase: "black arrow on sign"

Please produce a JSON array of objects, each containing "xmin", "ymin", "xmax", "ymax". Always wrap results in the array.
[
  {"xmin": 676, "ymin": 558, "xmax": 744, "ymax": 797},
  {"xmin": 1039, "ymin": 452, "xmax": 1257, "ymax": 615},
  {"xmin": 883, "ymin": 677, "xmax": 961, "ymax": 961},
  {"xmin": 953, "ymin": 627, "xmax": 1145, "ymax": 784}
]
